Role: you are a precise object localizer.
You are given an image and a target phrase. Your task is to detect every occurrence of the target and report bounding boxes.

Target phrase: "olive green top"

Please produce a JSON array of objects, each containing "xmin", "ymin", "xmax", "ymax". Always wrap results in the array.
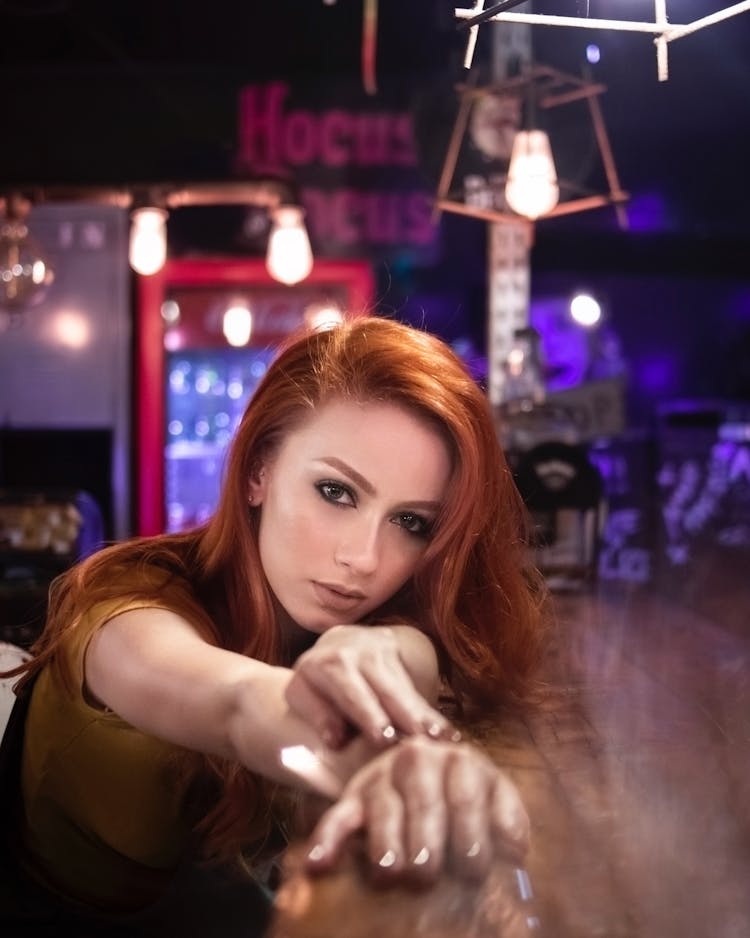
[{"xmin": 19, "ymin": 569, "xmax": 196, "ymax": 913}]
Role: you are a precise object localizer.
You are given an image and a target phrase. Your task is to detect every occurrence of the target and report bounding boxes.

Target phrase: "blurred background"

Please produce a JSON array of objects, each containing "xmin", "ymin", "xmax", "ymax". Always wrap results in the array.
[{"xmin": 0, "ymin": 0, "xmax": 748, "ymax": 624}]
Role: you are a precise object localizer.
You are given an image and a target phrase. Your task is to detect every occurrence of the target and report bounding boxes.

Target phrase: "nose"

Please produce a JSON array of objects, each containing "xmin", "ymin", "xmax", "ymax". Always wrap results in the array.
[{"xmin": 334, "ymin": 515, "xmax": 380, "ymax": 576}]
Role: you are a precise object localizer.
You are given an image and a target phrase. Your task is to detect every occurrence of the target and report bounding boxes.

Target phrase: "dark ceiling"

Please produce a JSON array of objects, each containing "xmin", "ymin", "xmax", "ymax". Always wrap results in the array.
[{"xmin": 2, "ymin": 0, "xmax": 750, "ymax": 245}]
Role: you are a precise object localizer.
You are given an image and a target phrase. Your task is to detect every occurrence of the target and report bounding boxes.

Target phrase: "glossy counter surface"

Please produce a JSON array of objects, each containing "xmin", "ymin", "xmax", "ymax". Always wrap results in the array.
[{"xmin": 269, "ymin": 581, "xmax": 750, "ymax": 937}]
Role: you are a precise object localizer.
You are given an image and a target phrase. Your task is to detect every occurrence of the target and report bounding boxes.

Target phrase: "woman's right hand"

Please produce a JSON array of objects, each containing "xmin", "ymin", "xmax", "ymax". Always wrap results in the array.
[
  {"xmin": 303, "ymin": 736, "xmax": 529, "ymax": 885},
  {"xmin": 285, "ymin": 624, "xmax": 456, "ymax": 750}
]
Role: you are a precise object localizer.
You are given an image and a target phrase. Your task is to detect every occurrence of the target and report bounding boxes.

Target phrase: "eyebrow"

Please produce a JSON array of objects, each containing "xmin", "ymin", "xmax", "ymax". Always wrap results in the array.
[{"xmin": 319, "ymin": 457, "xmax": 442, "ymax": 511}]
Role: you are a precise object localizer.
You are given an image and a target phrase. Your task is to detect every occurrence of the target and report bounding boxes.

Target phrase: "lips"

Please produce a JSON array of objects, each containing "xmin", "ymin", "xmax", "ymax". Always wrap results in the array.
[{"xmin": 311, "ymin": 581, "xmax": 366, "ymax": 613}]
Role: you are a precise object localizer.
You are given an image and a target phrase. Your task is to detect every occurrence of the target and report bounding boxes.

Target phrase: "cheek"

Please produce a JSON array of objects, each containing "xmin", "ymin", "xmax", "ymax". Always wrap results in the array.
[
  {"xmin": 380, "ymin": 530, "xmax": 427, "ymax": 583},
  {"xmin": 264, "ymin": 490, "xmax": 328, "ymax": 552}
]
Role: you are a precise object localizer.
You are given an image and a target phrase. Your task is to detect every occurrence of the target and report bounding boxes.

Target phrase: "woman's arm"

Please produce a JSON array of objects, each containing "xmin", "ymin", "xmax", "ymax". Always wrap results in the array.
[
  {"xmin": 86, "ymin": 608, "xmax": 529, "ymax": 881},
  {"xmin": 85, "ymin": 607, "xmax": 371, "ymax": 797}
]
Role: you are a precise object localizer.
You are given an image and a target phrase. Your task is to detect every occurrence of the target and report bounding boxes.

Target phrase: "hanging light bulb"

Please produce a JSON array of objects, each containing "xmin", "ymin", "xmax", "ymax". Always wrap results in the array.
[
  {"xmin": 0, "ymin": 195, "xmax": 55, "ymax": 309},
  {"xmin": 222, "ymin": 303, "xmax": 253, "ymax": 347},
  {"xmin": 505, "ymin": 130, "xmax": 560, "ymax": 220},
  {"xmin": 129, "ymin": 207, "xmax": 168, "ymax": 276},
  {"xmin": 304, "ymin": 300, "xmax": 344, "ymax": 332},
  {"xmin": 265, "ymin": 205, "xmax": 313, "ymax": 285}
]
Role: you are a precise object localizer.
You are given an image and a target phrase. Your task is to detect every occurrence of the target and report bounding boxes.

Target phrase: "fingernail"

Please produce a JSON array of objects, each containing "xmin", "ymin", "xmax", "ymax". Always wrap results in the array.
[
  {"xmin": 450, "ymin": 729, "xmax": 462, "ymax": 743},
  {"xmin": 466, "ymin": 841, "xmax": 481, "ymax": 858},
  {"xmin": 378, "ymin": 849, "xmax": 397, "ymax": 868},
  {"xmin": 381, "ymin": 724, "xmax": 397, "ymax": 742},
  {"xmin": 307, "ymin": 844, "xmax": 326, "ymax": 863},
  {"xmin": 412, "ymin": 846, "xmax": 430, "ymax": 866},
  {"xmin": 424, "ymin": 720, "xmax": 444, "ymax": 739}
]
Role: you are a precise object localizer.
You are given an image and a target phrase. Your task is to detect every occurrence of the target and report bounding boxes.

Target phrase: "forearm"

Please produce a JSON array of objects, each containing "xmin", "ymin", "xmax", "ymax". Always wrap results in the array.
[
  {"xmin": 227, "ymin": 666, "xmax": 378, "ymax": 797},
  {"xmin": 86, "ymin": 609, "xmax": 377, "ymax": 800}
]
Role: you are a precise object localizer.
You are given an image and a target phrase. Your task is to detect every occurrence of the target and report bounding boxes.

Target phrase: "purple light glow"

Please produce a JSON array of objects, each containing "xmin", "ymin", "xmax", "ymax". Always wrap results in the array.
[
  {"xmin": 726, "ymin": 287, "xmax": 750, "ymax": 324},
  {"xmin": 625, "ymin": 192, "xmax": 672, "ymax": 234},
  {"xmin": 634, "ymin": 354, "xmax": 681, "ymax": 397},
  {"xmin": 530, "ymin": 297, "xmax": 590, "ymax": 391}
]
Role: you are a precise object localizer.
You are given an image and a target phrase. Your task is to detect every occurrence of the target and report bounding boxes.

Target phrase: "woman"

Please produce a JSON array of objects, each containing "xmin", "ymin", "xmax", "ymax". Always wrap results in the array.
[{"xmin": 1, "ymin": 316, "xmax": 547, "ymax": 936}]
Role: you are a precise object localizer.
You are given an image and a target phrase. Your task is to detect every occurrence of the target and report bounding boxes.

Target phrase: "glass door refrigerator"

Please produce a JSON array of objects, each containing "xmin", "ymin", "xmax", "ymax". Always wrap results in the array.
[{"xmin": 135, "ymin": 257, "xmax": 374, "ymax": 535}]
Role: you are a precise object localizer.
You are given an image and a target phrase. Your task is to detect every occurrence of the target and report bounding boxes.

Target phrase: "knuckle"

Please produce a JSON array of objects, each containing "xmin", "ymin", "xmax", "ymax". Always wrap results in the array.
[
  {"xmin": 447, "ymin": 780, "xmax": 476, "ymax": 810},
  {"xmin": 393, "ymin": 734, "xmax": 432, "ymax": 766},
  {"xmin": 318, "ymin": 654, "xmax": 351, "ymax": 680}
]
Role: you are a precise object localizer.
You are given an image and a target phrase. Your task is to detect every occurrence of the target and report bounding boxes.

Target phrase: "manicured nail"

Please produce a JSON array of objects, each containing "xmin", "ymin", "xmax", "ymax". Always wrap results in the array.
[
  {"xmin": 424, "ymin": 720, "xmax": 444, "ymax": 739},
  {"xmin": 307, "ymin": 843, "xmax": 326, "ymax": 863},
  {"xmin": 466, "ymin": 841, "xmax": 481, "ymax": 858},
  {"xmin": 378, "ymin": 849, "xmax": 397, "ymax": 868},
  {"xmin": 450, "ymin": 729, "xmax": 462, "ymax": 743},
  {"xmin": 381, "ymin": 724, "xmax": 397, "ymax": 742},
  {"xmin": 412, "ymin": 846, "xmax": 430, "ymax": 866}
]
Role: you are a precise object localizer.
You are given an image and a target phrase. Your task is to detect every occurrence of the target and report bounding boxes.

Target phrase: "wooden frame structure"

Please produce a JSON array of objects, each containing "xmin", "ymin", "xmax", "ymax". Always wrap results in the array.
[{"xmin": 433, "ymin": 64, "xmax": 629, "ymax": 231}]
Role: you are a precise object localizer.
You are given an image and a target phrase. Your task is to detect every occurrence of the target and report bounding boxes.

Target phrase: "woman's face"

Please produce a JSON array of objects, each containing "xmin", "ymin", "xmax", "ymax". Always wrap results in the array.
[{"xmin": 250, "ymin": 397, "xmax": 452, "ymax": 635}]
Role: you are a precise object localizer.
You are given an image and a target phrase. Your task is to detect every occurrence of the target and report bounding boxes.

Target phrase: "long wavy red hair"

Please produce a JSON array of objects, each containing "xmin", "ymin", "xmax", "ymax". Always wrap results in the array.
[{"xmin": 7, "ymin": 316, "xmax": 548, "ymax": 863}]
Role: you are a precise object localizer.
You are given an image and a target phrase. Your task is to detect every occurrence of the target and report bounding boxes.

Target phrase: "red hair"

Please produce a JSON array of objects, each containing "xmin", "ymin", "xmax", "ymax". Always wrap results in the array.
[{"xmin": 8, "ymin": 316, "xmax": 547, "ymax": 862}]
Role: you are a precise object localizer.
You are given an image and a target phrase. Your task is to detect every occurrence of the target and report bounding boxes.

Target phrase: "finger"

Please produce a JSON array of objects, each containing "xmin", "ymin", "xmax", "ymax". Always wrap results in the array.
[
  {"xmin": 360, "ymin": 657, "xmax": 457, "ymax": 742},
  {"xmin": 295, "ymin": 656, "xmax": 399, "ymax": 747},
  {"xmin": 285, "ymin": 672, "xmax": 349, "ymax": 748},
  {"xmin": 445, "ymin": 749, "xmax": 492, "ymax": 880},
  {"xmin": 304, "ymin": 794, "xmax": 365, "ymax": 874},
  {"xmin": 489, "ymin": 772, "xmax": 530, "ymax": 860},
  {"xmin": 362, "ymin": 775, "xmax": 407, "ymax": 883},
  {"xmin": 391, "ymin": 739, "xmax": 447, "ymax": 883}
]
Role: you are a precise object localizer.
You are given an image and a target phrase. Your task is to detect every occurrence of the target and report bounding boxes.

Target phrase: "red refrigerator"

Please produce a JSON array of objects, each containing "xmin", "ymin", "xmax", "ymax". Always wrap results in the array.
[{"xmin": 135, "ymin": 257, "xmax": 374, "ymax": 535}]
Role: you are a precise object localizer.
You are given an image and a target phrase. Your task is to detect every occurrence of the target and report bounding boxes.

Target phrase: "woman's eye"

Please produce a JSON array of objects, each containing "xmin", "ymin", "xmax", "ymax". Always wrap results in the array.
[
  {"xmin": 394, "ymin": 512, "xmax": 432, "ymax": 538},
  {"xmin": 316, "ymin": 481, "xmax": 355, "ymax": 506}
]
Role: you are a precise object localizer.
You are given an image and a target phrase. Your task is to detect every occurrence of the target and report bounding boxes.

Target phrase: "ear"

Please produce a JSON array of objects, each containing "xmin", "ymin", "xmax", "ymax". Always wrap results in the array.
[{"xmin": 247, "ymin": 464, "xmax": 268, "ymax": 507}]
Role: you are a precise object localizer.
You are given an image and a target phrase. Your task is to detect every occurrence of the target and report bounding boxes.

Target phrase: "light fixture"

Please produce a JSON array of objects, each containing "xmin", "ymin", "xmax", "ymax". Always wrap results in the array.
[
  {"xmin": 455, "ymin": 2, "xmax": 750, "ymax": 82},
  {"xmin": 0, "ymin": 193, "xmax": 55, "ymax": 308},
  {"xmin": 6, "ymin": 179, "xmax": 313, "ymax": 282},
  {"xmin": 222, "ymin": 303, "xmax": 253, "ymax": 347},
  {"xmin": 433, "ymin": 65, "xmax": 628, "ymax": 229},
  {"xmin": 505, "ymin": 129, "xmax": 559, "ymax": 219},
  {"xmin": 265, "ymin": 205, "xmax": 314, "ymax": 286},
  {"xmin": 570, "ymin": 292, "xmax": 601, "ymax": 327},
  {"xmin": 128, "ymin": 206, "xmax": 168, "ymax": 276},
  {"xmin": 304, "ymin": 300, "xmax": 344, "ymax": 331}
]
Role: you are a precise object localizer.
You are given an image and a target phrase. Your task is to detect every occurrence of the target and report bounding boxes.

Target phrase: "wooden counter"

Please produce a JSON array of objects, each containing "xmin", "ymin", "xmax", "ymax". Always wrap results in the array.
[{"xmin": 268, "ymin": 583, "xmax": 750, "ymax": 937}]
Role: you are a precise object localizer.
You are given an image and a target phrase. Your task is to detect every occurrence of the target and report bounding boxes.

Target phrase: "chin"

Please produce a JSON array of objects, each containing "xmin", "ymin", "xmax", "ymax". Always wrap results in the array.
[{"xmin": 291, "ymin": 612, "xmax": 343, "ymax": 635}]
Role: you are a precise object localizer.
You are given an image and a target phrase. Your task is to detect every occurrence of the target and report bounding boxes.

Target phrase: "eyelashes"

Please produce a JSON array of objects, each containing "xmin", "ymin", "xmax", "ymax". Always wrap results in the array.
[
  {"xmin": 314, "ymin": 480, "xmax": 433, "ymax": 539},
  {"xmin": 393, "ymin": 512, "xmax": 433, "ymax": 539},
  {"xmin": 316, "ymin": 480, "xmax": 354, "ymax": 506}
]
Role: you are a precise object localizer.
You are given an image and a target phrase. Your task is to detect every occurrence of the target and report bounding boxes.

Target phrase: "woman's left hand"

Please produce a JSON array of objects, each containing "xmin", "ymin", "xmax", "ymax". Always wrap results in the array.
[
  {"xmin": 303, "ymin": 736, "xmax": 530, "ymax": 885},
  {"xmin": 285, "ymin": 624, "xmax": 456, "ymax": 750}
]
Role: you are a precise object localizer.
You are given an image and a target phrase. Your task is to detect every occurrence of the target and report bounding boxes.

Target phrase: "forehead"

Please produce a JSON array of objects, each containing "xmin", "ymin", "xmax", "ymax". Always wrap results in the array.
[
  {"xmin": 275, "ymin": 397, "xmax": 452, "ymax": 492},
  {"xmin": 288, "ymin": 396, "xmax": 438, "ymax": 439}
]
